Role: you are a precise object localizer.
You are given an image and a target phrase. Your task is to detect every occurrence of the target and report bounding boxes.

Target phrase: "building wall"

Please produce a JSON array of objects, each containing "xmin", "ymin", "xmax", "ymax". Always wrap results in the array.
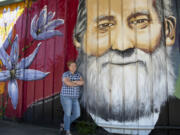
[{"xmin": 0, "ymin": 0, "xmax": 180, "ymax": 135}]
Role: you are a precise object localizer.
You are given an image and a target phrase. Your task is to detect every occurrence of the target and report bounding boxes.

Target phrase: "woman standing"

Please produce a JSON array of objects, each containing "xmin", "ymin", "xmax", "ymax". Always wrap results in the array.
[{"xmin": 60, "ymin": 61, "xmax": 84, "ymax": 135}]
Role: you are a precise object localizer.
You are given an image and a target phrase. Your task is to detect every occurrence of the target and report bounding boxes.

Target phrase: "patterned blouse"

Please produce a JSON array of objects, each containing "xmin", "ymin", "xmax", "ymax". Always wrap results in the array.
[{"xmin": 60, "ymin": 71, "xmax": 82, "ymax": 98}]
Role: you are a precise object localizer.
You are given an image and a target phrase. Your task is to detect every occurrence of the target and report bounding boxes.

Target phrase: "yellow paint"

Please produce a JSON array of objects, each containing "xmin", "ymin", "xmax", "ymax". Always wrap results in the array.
[
  {"xmin": 0, "ymin": 2, "xmax": 25, "ymax": 42},
  {"xmin": 25, "ymin": 0, "xmax": 33, "ymax": 8},
  {"xmin": 0, "ymin": 61, "xmax": 5, "ymax": 94}
]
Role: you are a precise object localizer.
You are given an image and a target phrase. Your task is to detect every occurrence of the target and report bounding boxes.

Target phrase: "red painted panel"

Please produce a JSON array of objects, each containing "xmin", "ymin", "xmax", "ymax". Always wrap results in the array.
[{"xmin": 4, "ymin": 0, "xmax": 76, "ymax": 118}]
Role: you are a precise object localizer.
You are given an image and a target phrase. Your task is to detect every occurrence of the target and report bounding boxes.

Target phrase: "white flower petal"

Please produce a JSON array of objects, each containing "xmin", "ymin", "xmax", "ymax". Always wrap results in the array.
[
  {"xmin": 10, "ymin": 35, "xmax": 19, "ymax": 65},
  {"xmin": 0, "ymin": 48, "xmax": 12, "ymax": 70},
  {"xmin": 0, "ymin": 70, "xmax": 10, "ymax": 81},
  {"xmin": 16, "ymin": 69, "xmax": 49, "ymax": 81},
  {"xmin": 16, "ymin": 43, "xmax": 41, "ymax": 69},
  {"xmin": 8, "ymin": 79, "xmax": 18, "ymax": 109}
]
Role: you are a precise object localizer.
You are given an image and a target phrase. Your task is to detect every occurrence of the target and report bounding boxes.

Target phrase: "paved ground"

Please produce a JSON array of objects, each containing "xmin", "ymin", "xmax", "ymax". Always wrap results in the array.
[
  {"xmin": 1, "ymin": 119, "xmax": 179, "ymax": 135},
  {"xmin": 0, "ymin": 120, "xmax": 118, "ymax": 135},
  {"xmin": 0, "ymin": 120, "xmax": 59, "ymax": 135}
]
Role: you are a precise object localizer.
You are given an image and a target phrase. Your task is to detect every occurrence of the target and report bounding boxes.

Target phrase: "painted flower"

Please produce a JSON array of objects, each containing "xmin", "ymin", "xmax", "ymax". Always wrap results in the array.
[
  {"xmin": 0, "ymin": 6, "xmax": 20, "ymax": 28},
  {"xmin": 31, "ymin": 5, "xmax": 64, "ymax": 40},
  {"xmin": 1, "ymin": 29, "xmax": 13, "ymax": 49},
  {"xmin": 0, "ymin": 35, "xmax": 49, "ymax": 109}
]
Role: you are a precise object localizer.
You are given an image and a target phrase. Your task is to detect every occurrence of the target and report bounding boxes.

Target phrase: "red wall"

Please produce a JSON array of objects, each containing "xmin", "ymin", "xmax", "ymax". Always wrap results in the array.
[{"xmin": 4, "ymin": 0, "xmax": 78, "ymax": 118}]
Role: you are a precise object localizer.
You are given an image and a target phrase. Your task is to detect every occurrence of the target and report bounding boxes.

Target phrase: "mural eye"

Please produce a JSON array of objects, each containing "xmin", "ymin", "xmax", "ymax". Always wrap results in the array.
[
  {"xmin": 97, "ymin": 22, "xmax": 115, "ymax": 33},
  {"xmin": 129, "ymin": 16, "xmax": 150, "ymax": 29}
]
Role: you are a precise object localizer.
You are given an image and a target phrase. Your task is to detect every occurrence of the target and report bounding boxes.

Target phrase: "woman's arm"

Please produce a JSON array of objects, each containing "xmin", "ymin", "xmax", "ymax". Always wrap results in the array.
[
  {"xmin": 73, "ymin": 77, "xmax": 84, "ymax": 86},
  {"xmin": 63, "ymin": 77, "xmax": 78, "ymax": 87}
]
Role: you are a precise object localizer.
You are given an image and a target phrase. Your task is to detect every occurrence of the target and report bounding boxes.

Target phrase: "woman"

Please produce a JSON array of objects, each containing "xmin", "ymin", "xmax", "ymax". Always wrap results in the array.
[{"xmin": 60, "ymin": 61, "xmax": 84, "ymax": 135}]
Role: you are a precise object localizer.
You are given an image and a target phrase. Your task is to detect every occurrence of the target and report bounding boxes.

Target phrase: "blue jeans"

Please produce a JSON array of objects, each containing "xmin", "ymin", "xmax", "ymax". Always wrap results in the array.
[{"xmin": 60, "ymin": 96, "xmax": 80, "ymax": 131}]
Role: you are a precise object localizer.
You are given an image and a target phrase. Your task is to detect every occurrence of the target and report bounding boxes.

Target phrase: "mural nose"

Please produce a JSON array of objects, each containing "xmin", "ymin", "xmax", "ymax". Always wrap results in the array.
[
  {"xmin": 111, "ymin": 48, "xmax": 135, "ymax": 57},
  {"xmin": 112, "ymin": 30, "xmax": 134, "ymax": 51}
]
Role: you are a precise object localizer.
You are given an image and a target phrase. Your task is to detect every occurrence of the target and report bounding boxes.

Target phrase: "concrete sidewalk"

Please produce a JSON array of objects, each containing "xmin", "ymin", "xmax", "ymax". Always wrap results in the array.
[
  {"xmin": 0, "ymin": 120, "xmax": 118, "ymax": 135},
  {"xmin": 0, "ymin": 120, "xmax": 59, "ymax": 135}
]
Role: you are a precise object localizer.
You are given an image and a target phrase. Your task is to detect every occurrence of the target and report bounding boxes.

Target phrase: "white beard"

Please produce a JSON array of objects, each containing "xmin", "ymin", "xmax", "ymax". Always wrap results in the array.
[{"xmin": 78, "ymin": 44, "xmax": 175, "ymax": 134}]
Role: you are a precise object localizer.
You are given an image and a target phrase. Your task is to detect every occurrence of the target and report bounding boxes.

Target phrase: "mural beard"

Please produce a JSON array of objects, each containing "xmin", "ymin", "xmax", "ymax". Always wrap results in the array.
[{"xmin": 78, "ymin": 41, "xmax": 175, "ymax": 128}]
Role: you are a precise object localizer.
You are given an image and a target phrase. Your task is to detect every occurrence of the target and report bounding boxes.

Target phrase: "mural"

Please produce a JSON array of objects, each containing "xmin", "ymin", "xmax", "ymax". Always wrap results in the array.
[
  {"xmin": 0, "ymin": 0, "xmax": 180, "ymax": 135},
  {"xmin": 0, "ymin": 1, "xmax": 29, "ymax": 117},
  {"xmin": 0, "ymin": 1, "xmax": 65, "ymax": 118},
  {"xmin": 0, "ymin": 3, "xmax": 24, "ymax": 96},
  {"xmin": 73, "ymin": 0, "xmax": 180, "ymax": 135},
  {"xmin": 0, "ymin": 4, "xmax": 64, "ymax": 109}
]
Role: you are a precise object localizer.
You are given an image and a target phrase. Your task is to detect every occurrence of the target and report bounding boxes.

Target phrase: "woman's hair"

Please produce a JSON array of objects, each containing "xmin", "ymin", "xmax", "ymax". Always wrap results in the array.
[{"xmin": 67, "ymin": 60, "xmax": 76, "ymax": 67}]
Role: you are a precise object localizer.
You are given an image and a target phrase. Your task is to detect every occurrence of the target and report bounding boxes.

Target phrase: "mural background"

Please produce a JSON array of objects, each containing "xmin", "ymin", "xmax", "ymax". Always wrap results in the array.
[{"xmin": 0, "ymin": 0, "xmax": 180, "ymax": 134}]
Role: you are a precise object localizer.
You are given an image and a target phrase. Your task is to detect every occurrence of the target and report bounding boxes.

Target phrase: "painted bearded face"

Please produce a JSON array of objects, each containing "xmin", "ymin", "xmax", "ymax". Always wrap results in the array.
[{"xmin": 74, "ymin": 0, "xmax": 176, "ymax": 134}]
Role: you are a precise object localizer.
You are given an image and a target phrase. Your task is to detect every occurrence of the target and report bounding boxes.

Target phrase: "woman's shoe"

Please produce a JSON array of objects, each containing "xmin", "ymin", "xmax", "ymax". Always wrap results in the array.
[
  {"xmin": 59, "ymin": 123, "xmax": 64, "ymax": 135},
  {"xmin": 66, "ymin": 131, "xmax": 72, "ymax": 135},
  {"xmin": 60, "ymin": 123, "xmax": 64, "ymax": 131}
]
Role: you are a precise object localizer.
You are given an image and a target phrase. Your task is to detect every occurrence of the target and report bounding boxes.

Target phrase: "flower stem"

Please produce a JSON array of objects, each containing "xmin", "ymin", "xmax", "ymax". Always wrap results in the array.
[
  {"xmin": 19, "ymin": 39, "xmax": 36, "ymax": 58},
  {"xmin": 22, "ymin": 39, "xmax": 35, "ymax": 52}
]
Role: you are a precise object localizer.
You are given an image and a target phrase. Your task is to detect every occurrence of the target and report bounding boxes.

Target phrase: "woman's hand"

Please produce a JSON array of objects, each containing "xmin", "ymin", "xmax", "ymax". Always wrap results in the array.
[{"xmin": 73, "ymin": 77, "xmax": 84, "ymax": 86}]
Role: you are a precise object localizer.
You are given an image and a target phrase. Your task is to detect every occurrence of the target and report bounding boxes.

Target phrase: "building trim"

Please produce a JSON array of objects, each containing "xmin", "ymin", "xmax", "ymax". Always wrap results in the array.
[{"xmin": 0, "ymin": 0, "xmax": 24, "ymax": 7}]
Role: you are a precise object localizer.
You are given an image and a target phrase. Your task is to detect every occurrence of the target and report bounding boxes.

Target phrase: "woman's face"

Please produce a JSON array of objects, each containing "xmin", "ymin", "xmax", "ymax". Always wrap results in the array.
[{"xmin": 69, "ymin": 63, "xmax": 77, "ymax": 73}]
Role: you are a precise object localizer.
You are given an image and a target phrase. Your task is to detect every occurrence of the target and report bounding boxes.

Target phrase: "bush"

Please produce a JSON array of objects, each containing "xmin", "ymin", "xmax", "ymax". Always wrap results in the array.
[{"xmin": 76, "ymin": 121, "xmax": 97, "ymax": 135}]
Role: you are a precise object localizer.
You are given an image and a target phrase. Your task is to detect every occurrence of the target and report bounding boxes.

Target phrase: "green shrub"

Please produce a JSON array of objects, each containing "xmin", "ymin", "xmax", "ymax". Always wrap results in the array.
[{"xmin": 76, "ymin": 121, "xmax": 97, "ymax": 135}]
